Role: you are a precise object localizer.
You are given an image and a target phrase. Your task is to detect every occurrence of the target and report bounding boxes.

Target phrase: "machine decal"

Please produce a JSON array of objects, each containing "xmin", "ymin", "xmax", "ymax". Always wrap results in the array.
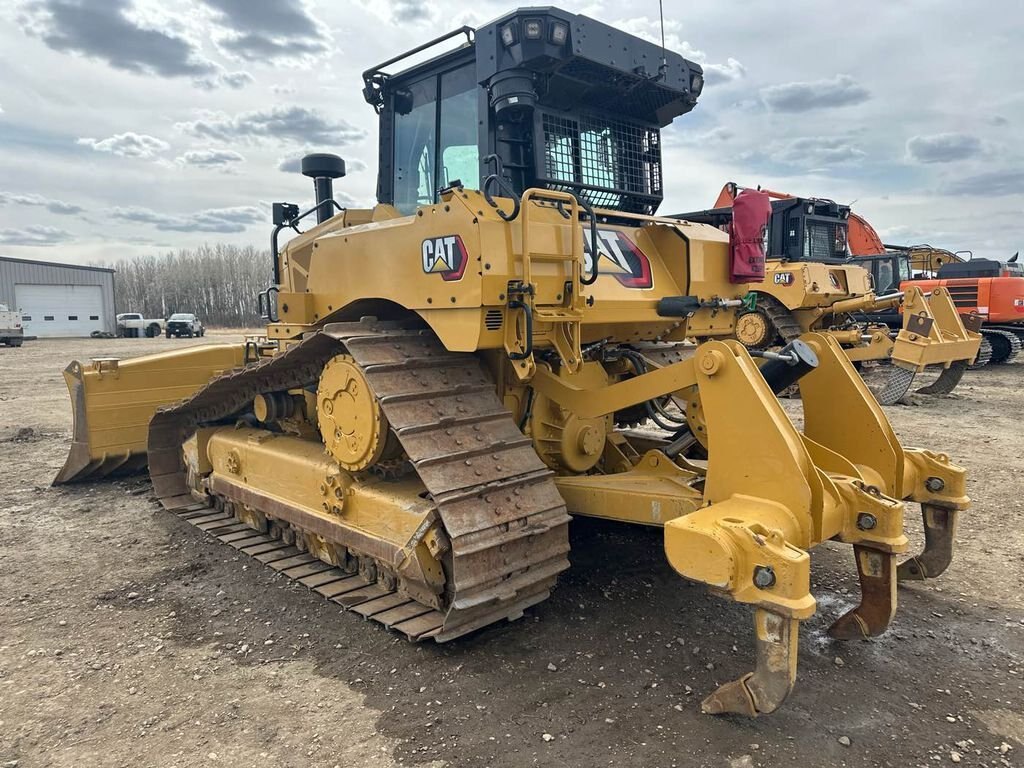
[
  {"xmin": 421, "ymin": 235, "xmax": 469, "ymax": 282},
  {"xmin": 773, "ymin": 272, "xmax": 794, "ymax": 285},
  {"xmin": 583, "ymin": 229, "xmax": 653, "ymax": 289}
]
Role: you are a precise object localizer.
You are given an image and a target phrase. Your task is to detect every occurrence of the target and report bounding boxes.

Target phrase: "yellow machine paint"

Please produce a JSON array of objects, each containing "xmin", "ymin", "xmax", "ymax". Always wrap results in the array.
[
  {"xmin": 738, "ymin": 260, "xmax": 981, "ymax": 403},
  {"xmin": 53, "ymin": 8, "xmax": 970, "ymax": 717},
  {"xmin": 55, "ymin": 344, "xmax": 248, "ymax": 483}
]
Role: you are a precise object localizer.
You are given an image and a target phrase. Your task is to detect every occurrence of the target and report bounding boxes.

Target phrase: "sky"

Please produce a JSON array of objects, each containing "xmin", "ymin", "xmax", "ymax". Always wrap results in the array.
[{"xmin": 0, "ymin": 0, "xmax": 1021, "ymax": 265}]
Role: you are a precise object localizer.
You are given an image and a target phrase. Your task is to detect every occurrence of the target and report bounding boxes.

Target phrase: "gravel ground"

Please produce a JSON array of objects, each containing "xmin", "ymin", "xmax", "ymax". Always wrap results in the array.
[{"xmin": 0, "ymin": 333, "xmax": 1021, "ymax": 768}]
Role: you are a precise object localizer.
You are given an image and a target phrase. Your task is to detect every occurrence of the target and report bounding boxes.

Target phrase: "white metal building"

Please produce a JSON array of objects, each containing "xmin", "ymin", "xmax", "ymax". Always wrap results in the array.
[{"xmin": 0, "ymin": 256, "xmax": 116, "ymax": 338}]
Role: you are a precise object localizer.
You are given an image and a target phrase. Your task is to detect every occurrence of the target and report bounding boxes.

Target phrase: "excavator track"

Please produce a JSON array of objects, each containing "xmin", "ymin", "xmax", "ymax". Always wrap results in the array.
[
  {"xmin": 148, "ymin": 320, "xmax": 571, "ymax": 642},
  {"xmin": 983, "ymin": 329, "xmax": 1022, "ymax": 365}
]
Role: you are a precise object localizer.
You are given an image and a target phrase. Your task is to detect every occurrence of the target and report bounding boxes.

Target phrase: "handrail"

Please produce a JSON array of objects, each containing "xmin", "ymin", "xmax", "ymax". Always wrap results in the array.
[{"xmin": 362, "ymin": 26, "xmax": 475, "ymax": 110}]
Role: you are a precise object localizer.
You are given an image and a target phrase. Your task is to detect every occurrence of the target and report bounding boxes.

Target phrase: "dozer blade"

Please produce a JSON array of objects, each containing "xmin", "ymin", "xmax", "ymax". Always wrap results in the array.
[{"xmin": 54, "ymin": 344, "xmax": 247, "ymax": 484}]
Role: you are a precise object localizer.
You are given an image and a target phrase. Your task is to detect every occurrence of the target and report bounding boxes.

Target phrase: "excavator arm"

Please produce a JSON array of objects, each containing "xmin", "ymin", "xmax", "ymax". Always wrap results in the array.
[
  {"xmin": 848, "ymin": 212, "xmax": 886, "ymax": 256},
  {"xmin": 713, "ymin": 182, "xmax": 795, "ymax": 209}
]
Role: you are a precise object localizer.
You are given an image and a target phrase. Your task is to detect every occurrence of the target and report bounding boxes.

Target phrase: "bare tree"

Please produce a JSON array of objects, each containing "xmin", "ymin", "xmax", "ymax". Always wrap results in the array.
[{"xmin": 101, "ymin": 244, "xmax": 271, "ymax": 327}]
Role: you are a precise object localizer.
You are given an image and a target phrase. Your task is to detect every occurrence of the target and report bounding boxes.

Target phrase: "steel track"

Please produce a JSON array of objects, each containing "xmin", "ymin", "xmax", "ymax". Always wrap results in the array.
[{"xmin": 147, "ymin": 320, "xmax": 570, "ymax": 643}]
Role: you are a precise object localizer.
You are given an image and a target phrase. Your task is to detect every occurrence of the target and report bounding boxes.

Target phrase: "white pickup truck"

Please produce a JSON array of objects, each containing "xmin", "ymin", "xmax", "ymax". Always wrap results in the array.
[
  {"xmin": 0, "ymin": 303, "xmax": 24, "ymax": 347},
  {"xmin": 116, "ymin": 312, "xmax": 166, "ymax": 338}
]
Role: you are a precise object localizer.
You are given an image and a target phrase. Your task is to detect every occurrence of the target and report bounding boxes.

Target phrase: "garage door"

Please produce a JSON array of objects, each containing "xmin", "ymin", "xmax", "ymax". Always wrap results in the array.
[{"xmin": 16, "ymin": 284, "xmax": 106, "ymax": 338}]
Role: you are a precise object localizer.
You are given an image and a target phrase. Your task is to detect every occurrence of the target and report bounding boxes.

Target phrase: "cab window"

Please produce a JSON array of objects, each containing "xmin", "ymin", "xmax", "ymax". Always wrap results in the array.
[
  {"xmin": 897, "ymin": 257, "xmax": 911, "ymax": 284},
  {"xmin": 875, "ymin": 260, "xmax": 895, "ymax": 292},
  {"xmin": 392, "ymin": 64, "xmax": 479, "ymax": 215}
]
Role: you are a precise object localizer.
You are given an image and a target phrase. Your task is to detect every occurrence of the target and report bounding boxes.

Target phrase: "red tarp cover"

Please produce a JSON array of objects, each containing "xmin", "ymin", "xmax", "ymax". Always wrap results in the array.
[{"xmin": 729, "ymin": 189, "xmax": 771, "ymax": 283}]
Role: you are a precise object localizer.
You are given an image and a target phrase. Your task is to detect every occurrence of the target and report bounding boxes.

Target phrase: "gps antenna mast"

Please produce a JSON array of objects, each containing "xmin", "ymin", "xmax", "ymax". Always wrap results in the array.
[{"xmin": 657, "ymin": 0, "xmax": 668, "ymax": 79}]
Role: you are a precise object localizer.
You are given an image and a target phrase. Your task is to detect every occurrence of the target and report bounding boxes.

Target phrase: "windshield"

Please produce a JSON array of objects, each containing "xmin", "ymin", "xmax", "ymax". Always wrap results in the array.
[
  {"xmin": 392, "ymin": 64, "xmax": 479, "ymax": 214},
  {"xmin": 169, "ymin": 314, "xmax": 193, "ymax": 322}
]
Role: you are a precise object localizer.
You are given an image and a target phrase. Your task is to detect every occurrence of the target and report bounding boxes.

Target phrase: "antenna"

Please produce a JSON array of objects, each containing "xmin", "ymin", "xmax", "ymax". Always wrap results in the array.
[{"xmin": 657, "ymin": 0, "xmax": 668, "ymax": 78}]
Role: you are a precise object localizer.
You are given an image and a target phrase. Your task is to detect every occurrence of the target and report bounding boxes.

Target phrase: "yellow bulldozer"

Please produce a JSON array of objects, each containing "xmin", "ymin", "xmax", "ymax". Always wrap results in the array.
[
  {"xmin": 53, "ymin": 9, "xmax": 969, "ymax": 717},
  {"xmin": 677, "ymin": 188, "xmax": 982, "ymax": 404}
]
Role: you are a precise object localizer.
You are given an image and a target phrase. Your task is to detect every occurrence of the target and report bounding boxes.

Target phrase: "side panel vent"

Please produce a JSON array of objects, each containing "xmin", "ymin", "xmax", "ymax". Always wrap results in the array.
[{"xmin": 484, "ymin": 309, "xmax": 503, "ymax": 331}]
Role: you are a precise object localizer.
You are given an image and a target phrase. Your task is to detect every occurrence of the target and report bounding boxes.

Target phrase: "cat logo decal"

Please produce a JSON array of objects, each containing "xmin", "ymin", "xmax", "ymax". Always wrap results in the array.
[
  {"xmin": 583, "ymin": 229, "xmax": 653, "ymax": 289},
  {"xmin": 421, "ymin": 235, "xmax": 469, "ymax": 282}
]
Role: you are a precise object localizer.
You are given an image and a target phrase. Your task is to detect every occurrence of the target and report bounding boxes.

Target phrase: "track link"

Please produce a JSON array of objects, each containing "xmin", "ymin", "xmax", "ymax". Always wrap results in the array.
[
  {"xmin": 983, "ymin": 329, "xmax": 1022, "ymax": 365},
  {"xmin": 744, "ymin": 294, "xmax": 803, "ymax": 346},
  {"xmin": 762, "ymin": 298, "xmax": 804, "ymax": 343},
  {"xmin": 148, "ymin": 320, "xmax": 571, "ymax": 643}
]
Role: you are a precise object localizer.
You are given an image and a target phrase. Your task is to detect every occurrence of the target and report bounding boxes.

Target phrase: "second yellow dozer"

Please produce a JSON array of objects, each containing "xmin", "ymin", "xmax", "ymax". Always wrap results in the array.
[
  {"xmin": 677, "ymin": 193, "xmax": 982, "ymax": 404},
  {"xmin": 745, "ymin": 260, "xmax": 980, "ymax": 404},
  {"xmin": 52, "ymin": 9, "xmax": 969, "ymax": 716}
]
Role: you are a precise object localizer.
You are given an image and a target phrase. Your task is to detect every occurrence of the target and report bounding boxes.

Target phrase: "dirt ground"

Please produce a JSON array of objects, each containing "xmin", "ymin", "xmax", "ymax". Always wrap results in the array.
[{"xmin": 0, "ymin": 332, "xmax": 1021, "ymax": 768}]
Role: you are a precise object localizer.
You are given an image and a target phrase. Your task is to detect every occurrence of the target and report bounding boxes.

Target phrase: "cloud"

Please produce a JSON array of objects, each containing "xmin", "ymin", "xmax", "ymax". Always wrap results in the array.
[
  {"xmin": 0, "ymin": 191, "xmax": 84, "ymax": 215},
  {"xmin": 202, "ymin": 0, "xmax": 332, "ymax": 66},
  {"xmin": 609, "ymin": 17, "xmax": 744, "ymax": 87},
  {"xmin": 670, "ymin": 126, "xmax": 734, "ymax": 147},
  {"xmin": 111, "ymin": 205, "xmax": 264, "ymax": 232},
  {"xmin": 776, "ymin": 136, "xmax": 867, "ymax": 166},
  {"xmin": 194, "ymin": 70, "xmax": 254, "ymax": 91},
  {"xmin": 905, "ymin": 133, "xmax": 982, "ymax": 163},
  {"xmin": 175, "ymin": 149, "xmax": 245, "ymax": 168},
  {"xmin": 77, "ymin": 132, "xmax": 170, "ymax": 159},
  {"xmin": 0, "ymin": 225, "xmax": 73, "ymax": 246},
  {"xmin": 703, "ymin": 58, "xmax": 746, "ymax": 86},
  {"xmin": 18, "ymin": 0, "xmax": 218, "ymax": 78},
  {"xmin": 277, "ymin": 151, "xmax": 367, "ymax": 174},
  {"xmin": 176, "ymin": 106, "xmax": 366, "ymax": 145},
  {"xmin": 761, "ymin": 74, "xmax": 870, "ymax": 112},
  {"xmin": 990, "ymin": 114, "xmax": 1009, "ymax": 127},
  {"xmin": 388, "ymin": 0, "xmax": 432, "ymax": 22},
  {"xmin": 947, "ymin": 169, "xmax": 1024, "ymax": 196}
]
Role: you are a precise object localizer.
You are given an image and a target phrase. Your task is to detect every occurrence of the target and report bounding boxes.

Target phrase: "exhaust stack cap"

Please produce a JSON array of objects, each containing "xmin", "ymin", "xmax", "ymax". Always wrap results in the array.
[{"xmin": 301, "ymin": 153, "xmax": 346, "ymax": 179}]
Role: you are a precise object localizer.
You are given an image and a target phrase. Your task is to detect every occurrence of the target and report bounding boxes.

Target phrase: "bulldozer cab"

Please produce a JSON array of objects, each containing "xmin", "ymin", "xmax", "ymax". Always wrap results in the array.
[
  {"xmin": 362, "ymin": 9, "xmax": 704, "ymax": 215},
  {"xmin": 675, "ymin": 197, "xmax": 851, "ymax": 263}
]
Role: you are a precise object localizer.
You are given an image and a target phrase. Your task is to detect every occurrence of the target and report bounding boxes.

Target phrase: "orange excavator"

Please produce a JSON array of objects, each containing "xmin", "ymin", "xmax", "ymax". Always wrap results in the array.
[{"xmin": 845, "ymin": 212, "xmax": 1024, "ymax": 367}]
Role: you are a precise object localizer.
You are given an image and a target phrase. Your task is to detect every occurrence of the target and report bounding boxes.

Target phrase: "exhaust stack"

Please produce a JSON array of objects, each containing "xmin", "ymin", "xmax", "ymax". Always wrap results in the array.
[{"xmin": 301, "ymin": 153, "xmax": 346, "ymax": 224}]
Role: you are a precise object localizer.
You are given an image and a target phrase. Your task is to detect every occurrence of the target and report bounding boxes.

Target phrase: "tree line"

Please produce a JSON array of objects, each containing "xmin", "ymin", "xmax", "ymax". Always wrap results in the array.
[{"xmin": 103, "ymin": 244, "xmax": 272, "ymax": 328}]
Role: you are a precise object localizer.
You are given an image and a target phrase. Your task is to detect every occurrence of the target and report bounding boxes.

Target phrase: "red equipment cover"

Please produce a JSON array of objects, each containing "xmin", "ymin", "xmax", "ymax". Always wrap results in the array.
[{"xmin": 729, "ymin": 189, "xmax": 770, "ymax": 283}]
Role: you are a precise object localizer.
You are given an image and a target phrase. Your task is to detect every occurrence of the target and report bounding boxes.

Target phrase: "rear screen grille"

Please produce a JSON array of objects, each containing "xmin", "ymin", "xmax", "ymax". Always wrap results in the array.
[
  {"xmin": 540, "ymin": 112, "xmax": 661, "ymax": 213},
  {"xmin": 805, "ymin": 222, "xmax": 840, "ymax": 262},
  {"xmin": 947, "ymin": 284, "xmax": 979, "ymax": 307}
]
